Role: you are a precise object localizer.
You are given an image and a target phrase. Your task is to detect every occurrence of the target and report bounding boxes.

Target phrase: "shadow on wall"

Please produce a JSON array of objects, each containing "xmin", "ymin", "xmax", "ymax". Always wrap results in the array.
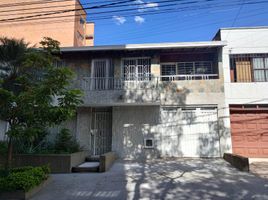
[
  {"xmin": 113, "ymin": 106, "xmax": 161, "ymax": 161},
  {"xmin": 113, "ymin": 82, "xmax": 191, "ymax": 160},
  {"xmin": 121, "ymin": 80, "xmax": 191, "ymax": 105}
]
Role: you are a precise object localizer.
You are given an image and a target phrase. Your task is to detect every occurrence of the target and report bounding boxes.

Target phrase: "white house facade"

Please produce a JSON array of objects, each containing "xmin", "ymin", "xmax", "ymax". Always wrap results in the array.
[{"xmin": 1, "ymin": 26, "xmax": 268, "ymax": 159}]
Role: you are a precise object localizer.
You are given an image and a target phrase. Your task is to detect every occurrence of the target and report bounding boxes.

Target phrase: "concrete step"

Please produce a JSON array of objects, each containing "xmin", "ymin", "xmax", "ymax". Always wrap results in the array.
[
  {"xmin": 85, "ymin": 155, "xmax": 100, "ymax": 162},
  {"xmin": 72, "ymin": 162, "xmax": 100, "ymax": 173}
]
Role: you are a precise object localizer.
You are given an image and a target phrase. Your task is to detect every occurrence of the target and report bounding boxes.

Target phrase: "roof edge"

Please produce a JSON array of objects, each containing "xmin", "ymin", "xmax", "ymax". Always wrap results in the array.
[{"xmin": 61, "ymin": 41, "xmax": 227, "ymax": 52}]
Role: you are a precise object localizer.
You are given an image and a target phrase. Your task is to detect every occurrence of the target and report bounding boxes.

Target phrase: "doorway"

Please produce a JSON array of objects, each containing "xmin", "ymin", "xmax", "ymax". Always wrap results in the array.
[{"xmin": 90, "ymin": 108, "xmax": 112, "ymax": 155}]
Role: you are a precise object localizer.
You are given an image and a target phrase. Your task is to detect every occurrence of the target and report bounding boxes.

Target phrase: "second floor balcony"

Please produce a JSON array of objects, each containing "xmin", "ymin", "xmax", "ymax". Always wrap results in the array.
[{"xmin": 77, "ymin": 73, "xmax": 220, "ymax": 106}]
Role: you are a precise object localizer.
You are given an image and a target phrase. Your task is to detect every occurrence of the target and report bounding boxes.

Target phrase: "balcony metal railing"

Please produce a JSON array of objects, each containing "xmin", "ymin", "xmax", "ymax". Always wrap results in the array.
[
  {"xmin": 160, "ymin": 74, "xmax": 218, "ymax": 81},
  {"xmin": 80, "ymin": 74, "xmax": 218, "ymax": 91},
  {"xmin": 81, "ymin": 77, "xmax": 158, "ymax": 91}
]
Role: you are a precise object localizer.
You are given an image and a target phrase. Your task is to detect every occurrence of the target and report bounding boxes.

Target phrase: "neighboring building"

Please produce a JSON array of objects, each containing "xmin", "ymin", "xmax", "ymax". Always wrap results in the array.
[
  {"xmin": 0, "ymin": 0, "xmax": 94, "ymax": 47},
  {"xmin": 60, "ymin": 41, "xmax": 231, "ymax": 159},
  {"xmin": 214, "ymin": 27, "xmax": 268, "ymax": 158}
]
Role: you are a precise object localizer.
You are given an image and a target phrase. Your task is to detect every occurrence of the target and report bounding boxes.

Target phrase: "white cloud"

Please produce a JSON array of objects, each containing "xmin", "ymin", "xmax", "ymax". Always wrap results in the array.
[
  {"xmin": 113, "ymin": 16, "xmax": 126, "ymax": 25},
  {"xmin": 134, "ymin": 16, "xmax": 145, "ymax": 24},
  {"xmin": 135, "ymin": 0, "xmax": 159, "ymax": 12}
]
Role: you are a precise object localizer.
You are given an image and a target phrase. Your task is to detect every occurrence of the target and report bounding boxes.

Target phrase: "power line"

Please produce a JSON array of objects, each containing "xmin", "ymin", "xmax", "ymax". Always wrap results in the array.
[
  {"xmin": 0, "ymin": 0, "xmax": 136, "ymax": 22},
  {"xmin": 0, "ymin": 0, "xmax": 122, "ymax": 14},
  {"xmin": 1, "ymin": 0, "xmax": 267, "ymax": 24}
]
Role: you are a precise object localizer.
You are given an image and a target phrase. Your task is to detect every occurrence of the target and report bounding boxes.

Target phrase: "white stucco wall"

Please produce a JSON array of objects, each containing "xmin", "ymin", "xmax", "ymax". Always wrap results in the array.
[
  {"xmin": 112, "ymin": 105, "xmax": 230, "ymax": 160},
  {"xmin": 220, "ymin": 27, "xmax": 268, "ymax": 105}
]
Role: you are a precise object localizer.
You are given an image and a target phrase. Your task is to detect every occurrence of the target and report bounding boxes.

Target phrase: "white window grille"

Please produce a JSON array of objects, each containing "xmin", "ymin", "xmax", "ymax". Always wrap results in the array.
[
  {"xmin": 123, "ymin": 58, "xmax": 151, "ymax": 81},
  {"xmin": 161, "ymin": 61, "xmax": 215, "ymax": 81}
]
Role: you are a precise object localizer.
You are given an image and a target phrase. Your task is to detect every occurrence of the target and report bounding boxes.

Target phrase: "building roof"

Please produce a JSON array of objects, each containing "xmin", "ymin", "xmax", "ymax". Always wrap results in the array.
[
  {"xmin": 218, "ymin": 26, "xmax": 268, "ymax": 31},
  {"xmin": 60, "ymin": 41, "xmax": 226, "ymax": 52},
  {"xmin": 213, "ymin": 26, "xmax": 268, "ymax": 41}
]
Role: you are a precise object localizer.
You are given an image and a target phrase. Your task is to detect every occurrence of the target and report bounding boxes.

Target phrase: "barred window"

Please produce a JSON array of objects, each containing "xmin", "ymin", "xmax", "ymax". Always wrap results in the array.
[
  {"xmin": 161, "ymin": 61, "xmax": 214, "ymax": 81},
  {"xmin": 123, "ymin": 58, "xmax": 151, "ymax": 81},
  {"xmin": 177, "ymin": 61, "xmax": 213, "ymax": 75},
  {"xmin": 252, "ymin": 58, "xmax": 268, "ymax": 82},
  {"xmin": 230, "ymin": 54, "xmax": 268, "ymax": 82}
]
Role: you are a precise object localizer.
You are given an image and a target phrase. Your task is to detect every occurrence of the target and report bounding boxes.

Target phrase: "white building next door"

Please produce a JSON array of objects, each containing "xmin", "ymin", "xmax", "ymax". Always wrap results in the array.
[{"xmin": 160, "ymin": 107, "xmax": 220, "ymax": 157}]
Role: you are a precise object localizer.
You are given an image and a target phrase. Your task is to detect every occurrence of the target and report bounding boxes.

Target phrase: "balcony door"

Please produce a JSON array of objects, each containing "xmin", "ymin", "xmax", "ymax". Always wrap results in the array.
[{"xmin": 91, "ymin": 59, "xmax": 113, "ymax": 90}]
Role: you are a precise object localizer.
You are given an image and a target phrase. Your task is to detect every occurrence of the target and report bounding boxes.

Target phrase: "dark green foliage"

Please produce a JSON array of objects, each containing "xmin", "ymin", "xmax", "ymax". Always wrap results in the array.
[
  {"xmin": 0, "ymin": 165, "xmax": 50, "ymax": 192},
  {"xmin": 54, "ymin": 129, "xmax": 82, "ymax": 154},
  {"xmin": 0, "ymin": 141, "xmax": 7, "ymax": 155}
]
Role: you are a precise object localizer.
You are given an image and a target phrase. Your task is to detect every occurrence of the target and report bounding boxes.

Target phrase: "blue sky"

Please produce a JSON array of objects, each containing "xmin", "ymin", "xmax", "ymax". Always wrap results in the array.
[{"xmin": 80, "ymin": 0, "xmax": 268, "ymax": 45}]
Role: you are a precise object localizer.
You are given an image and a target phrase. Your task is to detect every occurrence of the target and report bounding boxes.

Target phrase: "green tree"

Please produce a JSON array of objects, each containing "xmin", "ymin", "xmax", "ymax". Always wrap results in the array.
[{"xmin": 0, "ymin": 37, "xmax": 83, "ymax": 169}]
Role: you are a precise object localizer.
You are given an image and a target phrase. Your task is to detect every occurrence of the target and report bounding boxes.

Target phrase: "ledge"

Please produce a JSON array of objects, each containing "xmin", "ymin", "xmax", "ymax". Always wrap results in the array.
[{"xmin": 223, "ymin": 153, "xmax": 249, "ymax": 172}]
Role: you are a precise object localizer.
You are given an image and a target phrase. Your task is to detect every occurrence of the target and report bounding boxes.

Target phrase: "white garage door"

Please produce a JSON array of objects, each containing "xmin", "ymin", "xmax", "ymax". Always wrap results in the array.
[{"xmin": 160, "ymin": 107, "xmax": 220, "ymax": 157}]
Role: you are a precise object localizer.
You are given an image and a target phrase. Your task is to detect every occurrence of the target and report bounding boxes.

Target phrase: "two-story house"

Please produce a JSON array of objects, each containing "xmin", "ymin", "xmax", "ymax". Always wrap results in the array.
[
  {"xmin": 60, "ymin": 41, "xmax": 231, "ymax": 159},
  {"xmin": 2, "ymin": 26, "xmax": 267, "ymax": 160},
  {"xmin": 214, "ymin": 27, "xmax": 268, "ymax": 158}
]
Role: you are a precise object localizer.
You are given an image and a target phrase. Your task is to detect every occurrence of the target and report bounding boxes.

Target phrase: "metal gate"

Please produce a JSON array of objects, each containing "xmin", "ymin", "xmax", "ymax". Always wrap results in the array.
[{"xmin": 90, "ymin": 108, "xmax": 112, "ymax": 155}]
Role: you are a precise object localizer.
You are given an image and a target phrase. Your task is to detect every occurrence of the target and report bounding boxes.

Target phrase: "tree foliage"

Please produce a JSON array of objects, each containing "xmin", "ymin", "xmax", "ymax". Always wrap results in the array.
[{"xmin": 0, "ymin": 37, "xmax": 83, "ymax": 167}]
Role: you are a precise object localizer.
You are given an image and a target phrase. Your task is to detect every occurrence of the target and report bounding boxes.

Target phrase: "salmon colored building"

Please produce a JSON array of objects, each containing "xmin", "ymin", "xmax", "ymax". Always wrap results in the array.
[{"xmin": 0, "ymin": 0, "xmax": 94, "ymax": 47}]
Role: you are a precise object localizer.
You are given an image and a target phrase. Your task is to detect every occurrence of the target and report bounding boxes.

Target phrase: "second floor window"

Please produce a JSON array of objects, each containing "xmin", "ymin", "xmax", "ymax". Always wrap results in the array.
[
  {"xmin": 230, "ymin": 54, "xmax": 268, "ymax": 82},
  {"xmin": 252, "ymin": 58, "xmax": 268, "ymax": 82},
  {"xmin": 123, "ymin": 58, "xmax": 151, "ymax": 81},
  {"xmin": 161, "ymin": 61, "xmax": 215, "ymax": 81}
]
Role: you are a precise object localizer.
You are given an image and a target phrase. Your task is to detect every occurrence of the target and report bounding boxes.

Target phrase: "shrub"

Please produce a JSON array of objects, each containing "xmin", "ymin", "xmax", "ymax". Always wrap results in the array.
[
  {"xmin": 0, "ymin": 165, "xmax": 50, "ymax": 192},
  {"xmin": 0, "ymin": 141, "xmax": 8, "ymax": 155},
  {"xmin": 54, "ymin": 128, "xmax": 82, "ymax": 154}
]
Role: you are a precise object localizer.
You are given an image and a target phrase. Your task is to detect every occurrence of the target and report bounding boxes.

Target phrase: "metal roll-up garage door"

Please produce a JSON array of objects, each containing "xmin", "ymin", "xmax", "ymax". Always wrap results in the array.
[
  {"xmin": 230, "ymin": 106, "xmax": 268, "ymax": 158},
  {"xmin": 160, "ymin": 107, "xmax": 220, "ymax": 157}
]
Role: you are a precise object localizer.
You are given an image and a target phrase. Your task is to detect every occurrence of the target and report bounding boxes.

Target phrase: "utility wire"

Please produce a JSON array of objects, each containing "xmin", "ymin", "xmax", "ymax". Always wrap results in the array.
[
  {"xmin": 1, "ymin": 0, "xmax": 266, "ymax": 24},
  {"xmin": 0, "ymin": 0, "xmax": 136, "ymax": 22}
]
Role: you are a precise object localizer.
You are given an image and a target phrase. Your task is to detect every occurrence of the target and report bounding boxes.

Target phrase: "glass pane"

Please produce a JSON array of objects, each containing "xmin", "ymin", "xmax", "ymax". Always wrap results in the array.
[
  {"xmin": 265, "ymin": 58, "xmax": 268, "ymax": 69},
  {"xmin": 252, "ymin": 58, "xmax": 264, "ymax": 69},
  {"xmin": 178, "ymin": 62, "xmax": 194, "ymax": 75},
  {"xmin": 254, "ymin": 70, "xmax": 265, "ymax": 82},
  {"xmin": 161, "ymin": 64, "xmax": 176, "ymax": 81},
  {"xmin": 195, "ymin": 61, "xmax": 212, "ymax": 74},
  {"xmin": 161, "ymin": 64, "xmax": 176, "ymax": 76}
]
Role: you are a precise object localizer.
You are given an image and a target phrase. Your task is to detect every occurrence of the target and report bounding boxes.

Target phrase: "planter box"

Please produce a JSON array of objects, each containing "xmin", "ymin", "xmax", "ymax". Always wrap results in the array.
[
  {"xmin": 99, "ymin": 152, "xmax": 117, "ymax": 172},
  {"xmin": 0, "ymin": 151, "xmax": 88, "ymax": 173},
  {"xmin": 0, "ymin": 176, "xmax": 52, "ymax": 200},
  {"xmin": 223, "ymin": 153, "xmax": 249, "ymax": 172}
]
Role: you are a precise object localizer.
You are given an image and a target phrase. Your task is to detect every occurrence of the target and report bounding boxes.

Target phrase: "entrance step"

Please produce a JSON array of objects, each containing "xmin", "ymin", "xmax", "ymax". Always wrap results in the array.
[
  {"xmin": 85, "ymin": 155, "xmax": 100, "ymax": 162},
  {"xmin": 72, "ymin": 162, "xmax": 100, "ymax": 173}
]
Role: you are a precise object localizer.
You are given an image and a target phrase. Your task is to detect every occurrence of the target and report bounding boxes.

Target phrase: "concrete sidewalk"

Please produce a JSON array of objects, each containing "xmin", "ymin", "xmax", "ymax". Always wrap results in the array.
[
  {"xmin": 31, "ymin": 159, "xmax": 268, "ymax": 200},
  {"xmin": 250, "ymin": 159, "xmax": 268, "ymax": 179}
]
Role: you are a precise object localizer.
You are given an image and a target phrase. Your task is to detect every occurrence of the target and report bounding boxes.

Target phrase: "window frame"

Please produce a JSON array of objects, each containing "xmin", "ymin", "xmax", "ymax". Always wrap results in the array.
[
  {"xmin": 252, "ymin": 57, "xmax": 268, "ymax": 82},
  {"xmin": 230, "ymin": 54, "xmax": 268, "ymax": 83},
  {"xmin": 160, "ymin": 61, "xmax": 214, "ymax": 81},
  {"xmin": 121, "ymin": 57, "xmax": 151, "ymax": 81}
]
